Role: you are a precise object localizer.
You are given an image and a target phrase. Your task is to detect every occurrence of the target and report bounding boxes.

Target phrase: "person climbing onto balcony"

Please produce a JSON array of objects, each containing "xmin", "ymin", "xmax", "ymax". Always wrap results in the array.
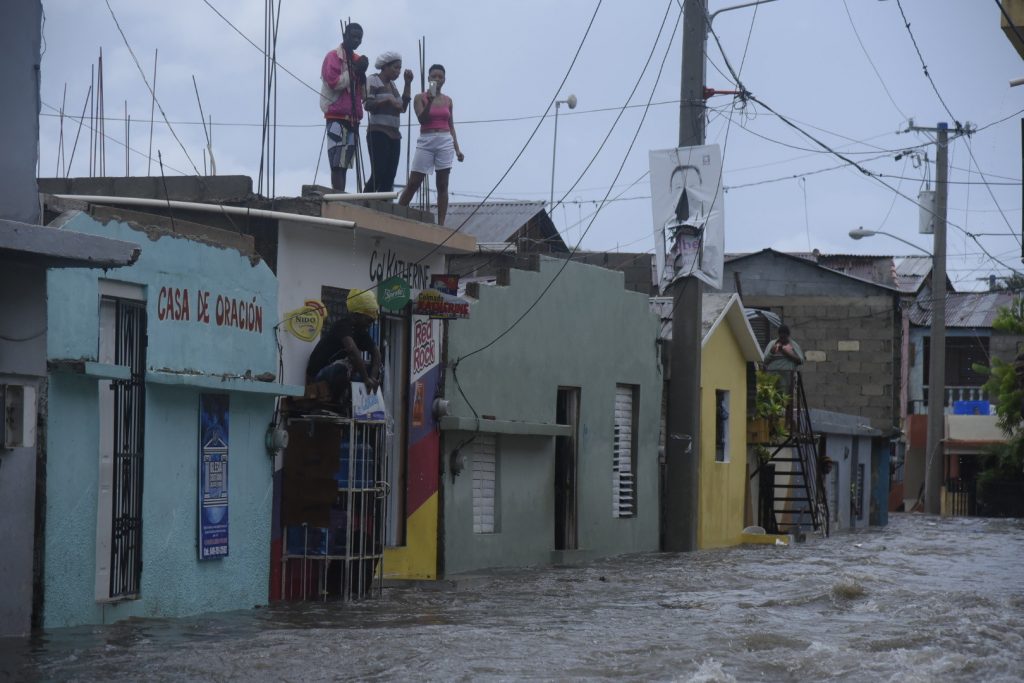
[
  {"xmin": 320, "ymin": 22, "xmax": 369, "ymax": 192},
  {"xmin": 763, "ymin": 324, "xmax": 804, "ymax": 397},
  {"xmin": 305, "ymin": 289, "xmax": 381, "ymax": 405},
  {"xmin": 364, "ymin": 51, "xmax": 413, "ymax": 193},
  {"xmin": 397, "ymin": 64, "xmax": 464, "ymax": 226}
]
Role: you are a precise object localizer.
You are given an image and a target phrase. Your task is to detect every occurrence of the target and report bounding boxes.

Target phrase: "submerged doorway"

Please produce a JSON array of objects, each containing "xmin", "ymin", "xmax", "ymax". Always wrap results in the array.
[{"xmin": 555, "ymin": 387, "xmax": 580, "ymax": 551}]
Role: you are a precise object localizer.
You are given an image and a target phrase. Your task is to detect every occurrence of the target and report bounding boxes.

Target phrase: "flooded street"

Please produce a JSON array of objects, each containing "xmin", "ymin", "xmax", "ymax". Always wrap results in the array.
[{"xmin": 3, "ymin": 513, "xmax": 1023, "ymax": 682}]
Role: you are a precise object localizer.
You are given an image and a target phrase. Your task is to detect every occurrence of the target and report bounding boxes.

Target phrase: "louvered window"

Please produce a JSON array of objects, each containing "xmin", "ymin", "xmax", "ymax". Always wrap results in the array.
[
  {"xmin": 472, "ymin": 435, "xmax": 498, "ymax": 533},
  {"xmin": 613, "ymin": 385, "xmax": 638, "ymax": 518}
]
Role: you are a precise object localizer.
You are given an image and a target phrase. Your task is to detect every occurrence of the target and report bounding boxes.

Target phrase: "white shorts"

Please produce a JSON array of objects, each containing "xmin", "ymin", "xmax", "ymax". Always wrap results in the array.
[{"xmin": 411, "ymin": 132, "xmax": 455, "ymax": 175}]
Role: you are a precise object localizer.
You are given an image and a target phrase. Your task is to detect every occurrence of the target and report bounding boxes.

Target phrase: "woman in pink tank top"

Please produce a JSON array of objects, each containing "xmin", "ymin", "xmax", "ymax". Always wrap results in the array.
[{"xmin": 398, "ymin": 64, "xmax": 465, "ymax": 226}]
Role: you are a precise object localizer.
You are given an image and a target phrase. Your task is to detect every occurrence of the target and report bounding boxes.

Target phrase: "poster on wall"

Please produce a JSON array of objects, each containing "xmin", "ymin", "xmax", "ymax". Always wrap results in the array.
[
  {"xmin": 198, "ymin": 393, "xmax": 230, "ymax": 560},
  {"xmin": 649, "ymin": 144, "xmax": 724, "ymax": 292},
  {"xmin": 283, "ymin": 300, "xmax": 326, "ymax": 341}
]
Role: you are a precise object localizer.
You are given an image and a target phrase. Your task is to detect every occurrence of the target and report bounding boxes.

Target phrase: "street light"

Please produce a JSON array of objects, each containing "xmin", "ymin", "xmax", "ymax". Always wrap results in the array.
[
  {"xmin": 848, "ymin": 227, "xmax": 931, "ymax": 256},
  {"xmin": 851, "ymin": 221, "xmax": 948, "ymax": 516},
  {"xmin": 550, "ymin": 94, "xmax": 577, "ymax": 211}
]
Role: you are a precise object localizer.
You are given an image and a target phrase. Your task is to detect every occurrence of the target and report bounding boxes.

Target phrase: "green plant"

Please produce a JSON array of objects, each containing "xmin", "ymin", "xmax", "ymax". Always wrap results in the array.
[
  {"xmin": 977, "ymin": 432, "xmax": 1024, "ymax": 487},
  {"xmin": 752, "ymin": 370, "xmax": 789, "ymax": 442}
]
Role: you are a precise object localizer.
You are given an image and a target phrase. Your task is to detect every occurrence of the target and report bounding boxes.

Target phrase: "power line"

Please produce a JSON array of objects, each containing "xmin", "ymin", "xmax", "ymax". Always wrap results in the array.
[
  {"xmin": 891, "ymin": 1, "xmax": 1022, "ymax": 248},
  {"xmin": 104, "ymin": 0, "xmax": 201, "ymax": 175},
  {"xmin": 451, "ymin": 0, "xmax": 681, "ymax": 278},
  {"xmin": 201, "ymin": 0, "xmax": 322, "ymax": 98},
  {"xmin": 407, "ymin": 0, "xmax": 606, "ymax": 267},
  {"xmin": 41, "ymin": 100, "xmax": 190, "ymax": 176},
  {"xmin": 842, "ymin": 0, "xmax": 908, "ymax": 121},
  {"xmin": 699, "ymin": 9, "xmax": 1022, "ymax": 278},
  {"xmin": 454, "ymin": 0, "xmax": 683, "ymax": 365},
  {"xmin": 893, "ymin": 0, "xmax": 961, "ymax": 130},
  {"xmin": 748, "ymin": 92, "xmax": 1023, "ymax": 276}
]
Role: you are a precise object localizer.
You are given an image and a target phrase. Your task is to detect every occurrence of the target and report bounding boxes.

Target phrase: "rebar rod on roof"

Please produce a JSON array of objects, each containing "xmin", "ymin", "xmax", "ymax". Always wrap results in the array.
[{"xmin": 147, "ymin": 49, "xmax": 157, "ymax": 176}]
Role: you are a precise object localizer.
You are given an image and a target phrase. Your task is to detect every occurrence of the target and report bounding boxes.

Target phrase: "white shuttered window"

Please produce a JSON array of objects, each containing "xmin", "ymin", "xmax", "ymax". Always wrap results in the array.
[
  {"xmin": 472, "ymin": 435, "xmax": 498, "ymax": 533},
  {"xmin": 613, "ymin": 385, "xmax": 638, "ymax": 518}
]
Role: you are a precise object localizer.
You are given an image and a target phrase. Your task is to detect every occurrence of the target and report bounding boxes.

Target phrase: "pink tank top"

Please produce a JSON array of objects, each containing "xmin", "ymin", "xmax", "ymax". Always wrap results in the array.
[{"xmin": 421, "ymin": 96, "xmax": 451, "ymax": 132}]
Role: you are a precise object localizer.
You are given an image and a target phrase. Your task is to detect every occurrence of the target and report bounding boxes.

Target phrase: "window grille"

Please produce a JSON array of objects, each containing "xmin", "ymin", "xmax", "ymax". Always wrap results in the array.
[
  {"xmin": 109, "ymin": 298, "xmax": 146, "ymax": 598},
  {"xmin": 472, "ymin": 435, "xmax": 498, "ymax": 533}
]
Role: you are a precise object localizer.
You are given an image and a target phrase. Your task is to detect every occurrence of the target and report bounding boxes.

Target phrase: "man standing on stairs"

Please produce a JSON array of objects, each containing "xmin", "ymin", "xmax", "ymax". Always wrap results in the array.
[{"xmin": 763, "ymin": 324, "xmax": 804, "ymax": 397}]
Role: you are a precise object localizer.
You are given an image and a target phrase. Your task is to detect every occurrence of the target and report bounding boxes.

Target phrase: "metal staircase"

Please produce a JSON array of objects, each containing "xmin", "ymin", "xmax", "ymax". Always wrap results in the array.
[{"xmin": 754, "ymin": 372, "xmax": 830, "ymax": 537}]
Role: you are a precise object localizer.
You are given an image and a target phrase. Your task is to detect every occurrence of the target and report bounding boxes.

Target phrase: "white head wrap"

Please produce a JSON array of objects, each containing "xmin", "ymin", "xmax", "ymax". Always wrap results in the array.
[{"xmin": 375, "ymin": 51, "xmax": 402, "ymax": 70}]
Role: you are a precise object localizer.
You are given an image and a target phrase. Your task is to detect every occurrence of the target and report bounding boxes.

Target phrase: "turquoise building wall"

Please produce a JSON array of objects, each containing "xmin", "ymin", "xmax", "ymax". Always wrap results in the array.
[{"xmin": 43, "ymin": 211, "xmax": 282, "ymax": 628}]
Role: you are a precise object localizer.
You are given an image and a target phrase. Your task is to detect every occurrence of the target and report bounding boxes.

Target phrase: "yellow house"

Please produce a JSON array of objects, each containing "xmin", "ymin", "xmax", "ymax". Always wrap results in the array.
[{"xmin": 698, "ymin": 293, "xmax": 763, "ymax": 549}]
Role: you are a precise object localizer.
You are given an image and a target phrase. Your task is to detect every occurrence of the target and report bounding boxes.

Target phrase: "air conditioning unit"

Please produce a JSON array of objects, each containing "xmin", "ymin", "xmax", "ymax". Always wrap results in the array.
[{"xmin": 1, "ymin": 384, "xmax": 37, "ymax": 449}]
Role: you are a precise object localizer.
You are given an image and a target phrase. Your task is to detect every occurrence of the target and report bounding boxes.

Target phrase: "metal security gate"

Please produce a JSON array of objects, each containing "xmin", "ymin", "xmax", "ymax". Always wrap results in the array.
[{"xmin": 110, "ymin": 299, "xmax": 146, "ymax": 598}]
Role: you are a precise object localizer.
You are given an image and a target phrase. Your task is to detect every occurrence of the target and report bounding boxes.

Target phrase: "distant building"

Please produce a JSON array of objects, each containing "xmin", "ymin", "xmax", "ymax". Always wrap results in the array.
[{"xmin": 722, "ymin": 248, "xmax": 903, "ymax": 433}]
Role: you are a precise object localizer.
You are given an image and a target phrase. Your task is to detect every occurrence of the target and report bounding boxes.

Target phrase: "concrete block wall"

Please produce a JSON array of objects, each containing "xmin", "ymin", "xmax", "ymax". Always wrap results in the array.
[{"xmin": 741, "ymin": 294, "xmax": 899, "ymax": 432}]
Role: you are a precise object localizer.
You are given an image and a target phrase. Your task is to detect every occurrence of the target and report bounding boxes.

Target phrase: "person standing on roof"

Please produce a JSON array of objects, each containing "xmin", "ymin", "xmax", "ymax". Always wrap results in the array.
[
  {"xmin": 305, "ymin": 289, "xmax": 382, "ymax": 404},
  {"xmin": 397, "ymin": 64, "xmax": 464, "ymax": 226},
  {"xmin": 364, "ymin": 51, "xmax": 414, "ymax": 193},
  {"xmin": 320, "ymin": 23, "xmax": 369, "ymax": 192}
]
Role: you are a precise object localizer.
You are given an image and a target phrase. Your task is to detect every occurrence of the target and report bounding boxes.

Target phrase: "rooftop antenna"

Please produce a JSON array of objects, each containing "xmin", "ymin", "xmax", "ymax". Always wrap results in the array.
[
  {"xmin": 89, "ymin": 63, "xmax": 94, "ymax": 176},
  {"xmin": 97, "ymin": 48, "xmax": 106, "ymax": 176},
  {"xmin": 55, "ymin": 83, "xmax": 67, "ymax": 176},
  {"xmin": 192, "ymin": 75, "xmax": 214, "ymax": 175},
  {"xmin": 418, "ymin": 36, "xmax": 430, "ymax": 212},
  {"xmin": 124, "ymin": 99, "xmax": 130, "ymax": 176},
  {"xmin": 66, "ymin": 84, "xmax": 92, "ymax": 177},
  {"xmin": 147, "ymin": 49, "xmax": 158, "ymax": 175}
]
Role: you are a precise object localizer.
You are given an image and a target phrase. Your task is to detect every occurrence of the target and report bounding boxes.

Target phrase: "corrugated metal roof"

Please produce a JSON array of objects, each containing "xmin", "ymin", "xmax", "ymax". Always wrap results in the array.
[
  {"xmin": 893, "ymin": 256, "xmax": 932, "ymax": 294},
  {"xmin": 909, "ymin": 288, "xmax": 1013, "ymax": 328},
  {"xmin": 725, "ymin": 248, "xmax": 900, "ymax": 292},
  {"xmin": 442, "ymin": 201, "xmax": 547, "ymax": 244}
]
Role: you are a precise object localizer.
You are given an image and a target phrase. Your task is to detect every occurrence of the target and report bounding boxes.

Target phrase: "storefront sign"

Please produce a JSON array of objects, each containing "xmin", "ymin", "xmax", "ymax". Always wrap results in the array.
[
  {"xmin": 283, "ymin": 299, "xmax": 326, "ymax": 342},
  {"xmin": 378, "ymin": 276, "xmax": 411, "ymax": 312},
  {"xmin": 412, "ymin": 289, "xmax": 470, "ymax": 319},
  {"xmin": 411, "ymin": 317, "xmax": 441, "ymax": 381},
  {"xmin": 430, "ymin": 274, "xmax": 459, "ymax": 296},
  {"xmin": 198, "ymin": 394, "xmax": 230, "ymax": 560},
  {"xmin": 368, "ymin": 247, "xmax": 432, "ymax": 289},
  {"xmin": 157, "ymin": 285, "xmax": 265, "ymax": 333}
]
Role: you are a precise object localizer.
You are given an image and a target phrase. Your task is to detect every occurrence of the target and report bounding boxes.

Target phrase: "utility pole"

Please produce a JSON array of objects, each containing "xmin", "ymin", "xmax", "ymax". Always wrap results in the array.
[
  {"xmin": 912, "ymin": 122, "xmax": 949, "ymax": 515},
  {"xmin": 663, "ymin": 0, "xmax": 707, "ymax": 552}
]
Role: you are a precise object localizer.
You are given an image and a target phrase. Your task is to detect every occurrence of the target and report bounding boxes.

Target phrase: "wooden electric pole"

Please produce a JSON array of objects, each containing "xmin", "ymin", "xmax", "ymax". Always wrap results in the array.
[{"xmin": 663, "ymin": 0, "xmax": 707, "ymax": 552}]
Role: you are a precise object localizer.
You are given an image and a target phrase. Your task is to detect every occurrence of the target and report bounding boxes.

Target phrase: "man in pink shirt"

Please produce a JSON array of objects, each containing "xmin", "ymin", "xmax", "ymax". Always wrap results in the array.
[{"xmin": 320, "ymin": 23, "xmax": 369, "ymax": 191}]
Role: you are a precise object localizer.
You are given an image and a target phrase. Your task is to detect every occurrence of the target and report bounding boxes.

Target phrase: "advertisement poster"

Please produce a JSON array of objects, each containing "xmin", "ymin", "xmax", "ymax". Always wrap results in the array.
[
  {"xmin": 198, "ymin": 394, "xmax": 229, "ymax": 559},
  {"xmin": 649, "ymin": 144, "xmax": 725, "ymax": 292}
]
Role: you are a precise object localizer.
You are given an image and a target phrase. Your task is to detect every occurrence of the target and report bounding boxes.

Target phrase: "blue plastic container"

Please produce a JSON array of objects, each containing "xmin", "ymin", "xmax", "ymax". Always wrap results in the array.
[
  {"xmin": 336, "ymin": 439, "xmax": 376, "ymax": 488},
  {"xmin": 286, "ymin": 525, "xmax": 327, "ymax": 556},
  {"xmin": 952, "ymin": 400, "xmax": 990, "ymax": 416}
]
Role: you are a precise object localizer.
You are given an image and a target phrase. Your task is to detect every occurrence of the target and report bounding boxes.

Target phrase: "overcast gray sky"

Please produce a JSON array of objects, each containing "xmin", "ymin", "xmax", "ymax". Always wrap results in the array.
[{"xmin": 38, "ymin": 1, "xmax": 1024, "ymax": 289}]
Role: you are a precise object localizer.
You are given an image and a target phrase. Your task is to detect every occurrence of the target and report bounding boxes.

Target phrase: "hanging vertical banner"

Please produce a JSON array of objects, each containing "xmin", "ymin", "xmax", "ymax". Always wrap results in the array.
[
  {"xmin": 649, "ymin": 144, "xmax": 725, "ymax": 292},
  {"xmin": 198, "ymin": 393, "xmax": 230, "ymax": 560}
]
